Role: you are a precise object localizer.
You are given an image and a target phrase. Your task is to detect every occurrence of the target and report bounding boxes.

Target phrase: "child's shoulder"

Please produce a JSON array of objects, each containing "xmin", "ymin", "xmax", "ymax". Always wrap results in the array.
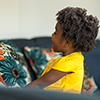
[{"xmin": 50, "ymin": 52, "xmax": 83, "ymax": 64}]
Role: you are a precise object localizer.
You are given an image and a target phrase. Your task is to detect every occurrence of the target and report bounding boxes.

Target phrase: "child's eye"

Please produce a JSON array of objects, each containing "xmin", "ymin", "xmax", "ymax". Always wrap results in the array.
[{"xmin": 54, "ymin": 32, "xmax": 57, "ymax": 35}]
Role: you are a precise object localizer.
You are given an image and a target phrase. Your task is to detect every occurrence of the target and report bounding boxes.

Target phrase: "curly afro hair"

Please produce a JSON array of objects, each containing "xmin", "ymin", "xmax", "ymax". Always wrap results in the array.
[{"xmin": 56, "ymin": 7, "xmax": 99, "ymax": 53}]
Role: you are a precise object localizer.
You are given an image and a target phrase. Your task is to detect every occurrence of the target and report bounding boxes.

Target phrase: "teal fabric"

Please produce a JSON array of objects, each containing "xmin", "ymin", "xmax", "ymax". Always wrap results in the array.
[
  {"xmin": 23, "ymin": 46, "xmax": 62, "ymax": 77},
  {"xmin": 0, "ymin": 56, "xmax": 27, "ymax": 87},
  {"xmin": 24, "ymin": 46, "xmax": 48, "ymax": 77},
  {"xmin": 0, "ymin": 40, "xmax": 31, "ymax": 88}
]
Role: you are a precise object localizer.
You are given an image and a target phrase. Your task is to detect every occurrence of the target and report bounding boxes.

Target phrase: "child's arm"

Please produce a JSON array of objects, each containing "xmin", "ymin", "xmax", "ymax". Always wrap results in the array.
[{"xmin": 25, "ymin": 69, "xmax": 71, "ymax": 89}]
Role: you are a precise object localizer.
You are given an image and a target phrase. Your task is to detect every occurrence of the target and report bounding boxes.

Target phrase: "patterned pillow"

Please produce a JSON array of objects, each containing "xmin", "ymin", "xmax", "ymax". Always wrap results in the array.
[
  {"xmin": 0, "ymin": 40, "xmax": 32, "ymax": 88},
  {"xmin": 0, "ymin": 75, "xmax": 7, "ymax": 87},
  {"xmin": 23, "ymin": 46, "xmax": 61, "ymax": 78},
  {"xmin": 82, "ymin": 64, "xmax": 98, "ymax": 94},
  {"xmin": 93, "ymin": 88, "xmax": 100, "ymax": 96}
]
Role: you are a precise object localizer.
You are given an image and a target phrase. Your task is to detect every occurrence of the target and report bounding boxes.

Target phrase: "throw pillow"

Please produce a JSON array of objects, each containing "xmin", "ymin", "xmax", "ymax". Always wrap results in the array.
[
  {"xmin": 23, "ymin": 46, "xmax": 61, "ymax": 78},
  {"xmin": 93, "ymin": 88, "xmax": 100, "ymax": 96},
  {"xmin": 0, "ymin": 75, "xmax": 7, "ymax": 87},
  {"xmin": 0, "ymin": 40, "xmax": 32, "ymax": 88},
  {"xmin": 82, "ymin": 64, "xmax": 98, "ymax": 94}
]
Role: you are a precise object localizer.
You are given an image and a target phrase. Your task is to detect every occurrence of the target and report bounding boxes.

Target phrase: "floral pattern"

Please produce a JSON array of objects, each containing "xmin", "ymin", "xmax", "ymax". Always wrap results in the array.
[
  {"xmin": 24, "ymin": 46, "xmax": 61, "ymax": 78},
  {"xmin": 0, "ymin": 56, "xmax": 27, "ymax": 88},
  {"xmin": 0, "ymin": 75, "xmax": 7, "ymax": 87},
  {"xmin": 0, "ymin": 41, "xmax": 31, "ymax": 88},
  {"xmin": 82, "ymin": 64, "xmax": 97, "ymax": 94},
  {"xmin": 24, "ymin": 46, "xmax": 48, "ymax": 77},
  {"xmin": 82, "ymin": 75, "xmax": 94, "ymax": 94}
]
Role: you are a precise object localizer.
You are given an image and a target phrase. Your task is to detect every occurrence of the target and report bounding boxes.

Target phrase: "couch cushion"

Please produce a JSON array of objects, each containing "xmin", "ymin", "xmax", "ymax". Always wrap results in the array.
[
  {"xmin": 32, "ymin": 37, "xmax": 52, "ymax": 48},
  {"xmin": 23, "ymin": 46, "xmax": 61, "ymax": 78},
  {"xmin": 1, "ymin": 39, "xmax": 37, "ymax": 81},
  {"xmin": 11, "ymin": 39, "xmax": 36, "ymax": 51},
  {"xmin": 0, "ymin": 40, "xmax": 32, "ymax": 88},
  {"xmin": 0, "ymin": 75, "xmax": 7, "ymax": 87},
  {"xmin": 82, "ymin": 64, "xmax": 97, "ymax": 94}
]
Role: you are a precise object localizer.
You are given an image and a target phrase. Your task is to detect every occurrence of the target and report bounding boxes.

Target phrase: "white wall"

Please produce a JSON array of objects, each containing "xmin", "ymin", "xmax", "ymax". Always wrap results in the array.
[{"xmin": 0, "ymin": 0, "xmax": 100, "ymax": 39}]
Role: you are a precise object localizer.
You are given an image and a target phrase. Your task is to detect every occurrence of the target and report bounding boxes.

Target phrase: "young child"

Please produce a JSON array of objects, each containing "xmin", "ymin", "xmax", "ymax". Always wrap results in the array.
[{"xmin": 25, "ymin": 7, "xmax": 99, "ymax": 94}]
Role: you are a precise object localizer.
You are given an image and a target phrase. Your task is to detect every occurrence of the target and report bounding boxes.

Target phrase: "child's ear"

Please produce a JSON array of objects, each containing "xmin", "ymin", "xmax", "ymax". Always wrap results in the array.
[
  {"xmin": 64, "ymin": 41, "xmax": 72, "ymax": 47},
  {"xmin": 64, "ymin": 44, "xmax": 68, "ymax": 47}
]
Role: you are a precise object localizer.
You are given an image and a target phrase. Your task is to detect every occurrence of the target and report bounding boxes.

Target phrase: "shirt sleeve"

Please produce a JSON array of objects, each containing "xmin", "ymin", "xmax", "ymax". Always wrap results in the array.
[{"xmin": 51, "ymin": 58, "xmax": 76, "ymax": 73}]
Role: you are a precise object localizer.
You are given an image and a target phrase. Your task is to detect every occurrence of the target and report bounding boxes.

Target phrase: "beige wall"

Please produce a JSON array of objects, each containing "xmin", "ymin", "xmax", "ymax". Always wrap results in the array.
[{"xmin": 0, "ymin": 0, "xmax": 100, "ymax": 39}]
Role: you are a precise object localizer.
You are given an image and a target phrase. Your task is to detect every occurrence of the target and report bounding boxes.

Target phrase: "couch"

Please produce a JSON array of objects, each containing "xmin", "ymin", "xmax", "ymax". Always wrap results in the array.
[{"xmin": 0, "ymin": 37, "xmax": 100, "ymax": 99}]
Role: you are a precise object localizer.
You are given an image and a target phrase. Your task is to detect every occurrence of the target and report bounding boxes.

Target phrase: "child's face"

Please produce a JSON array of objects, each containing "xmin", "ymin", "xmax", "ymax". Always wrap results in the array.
[{"xmin": 51, "ymin": 22, "xmax": 67, "ymax": 52}]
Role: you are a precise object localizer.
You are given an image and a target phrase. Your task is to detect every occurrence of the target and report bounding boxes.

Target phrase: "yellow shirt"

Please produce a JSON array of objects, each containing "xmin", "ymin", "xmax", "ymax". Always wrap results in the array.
[{"xmin": 41, "ymin": 52, "xmax": 84, "ymax": 94}]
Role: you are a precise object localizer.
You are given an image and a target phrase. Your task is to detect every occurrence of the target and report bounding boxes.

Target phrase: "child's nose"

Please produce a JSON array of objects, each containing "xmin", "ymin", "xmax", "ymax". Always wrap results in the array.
[{"xmin": 52, "ymin": 32, "xmax": 54, "ymax": 36}]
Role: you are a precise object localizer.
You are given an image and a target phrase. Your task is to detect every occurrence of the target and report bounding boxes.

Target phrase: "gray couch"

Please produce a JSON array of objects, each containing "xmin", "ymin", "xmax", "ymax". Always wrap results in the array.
[{"xmin": 0, "ymin": 37, "xmax": 100, "ymax": 99}]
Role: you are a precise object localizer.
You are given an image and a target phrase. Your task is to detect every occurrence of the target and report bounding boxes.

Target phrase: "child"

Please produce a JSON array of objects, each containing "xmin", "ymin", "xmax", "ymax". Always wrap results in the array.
[{"xmin": 25, "ymin": 7, "xmax": 99, "ymax": 94}]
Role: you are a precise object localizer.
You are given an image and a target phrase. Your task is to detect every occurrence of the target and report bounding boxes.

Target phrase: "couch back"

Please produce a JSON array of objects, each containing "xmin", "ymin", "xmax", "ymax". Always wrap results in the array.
[
  {"xmin": 0, "ymin": 37, "xmax": 100, "ymax": 88},
  {"xmin": 12, "ymin": 37, "xmax": 100, "ymax": 88}
]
